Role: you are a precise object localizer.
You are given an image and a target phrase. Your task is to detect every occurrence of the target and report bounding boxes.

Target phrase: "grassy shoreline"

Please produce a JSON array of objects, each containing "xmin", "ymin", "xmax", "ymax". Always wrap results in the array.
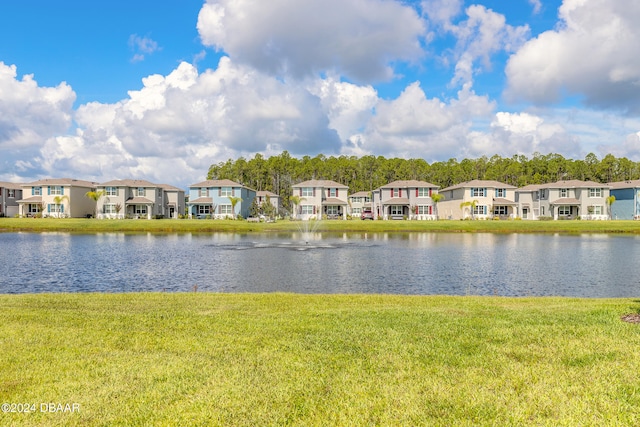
[
  {"xmin": 2, "ymin": 217, "xmax": 640, "ymax": 234},
  {"xmin": 1, "ymin": 293, "xmax": 639, "ymax": 426}
]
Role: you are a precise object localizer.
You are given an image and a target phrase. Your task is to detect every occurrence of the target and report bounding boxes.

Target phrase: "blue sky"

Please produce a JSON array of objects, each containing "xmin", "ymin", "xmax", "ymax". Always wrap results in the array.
[{"xmin": 1, "ymin": 0, "xmax": 640, "ymax": 188}]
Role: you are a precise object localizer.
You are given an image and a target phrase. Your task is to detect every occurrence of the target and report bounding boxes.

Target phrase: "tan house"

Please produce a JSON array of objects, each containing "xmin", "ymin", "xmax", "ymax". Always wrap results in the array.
[
  {"xmin": 17, "ymin": 178, "xmax": 97, "ymax": 218},
  {"xmin": 516, "ymin": 180, "xmax": 611, "ymax": 220},
  {"xmin": 256, "ymin": 190, "xmax": 280, "ymax": 215},
  {"xmin": 348, "ymin": 191, "xmax": 372, "ymax": 218},
  {"xmin": 96, "ymin": 179, "xmax": 172, "ymax": 219},
  {"xmin": 159, "ymin": 184, "xmax": 186, "ymax": 219},
  {"xmin": 0, "ymin": 182, "xmax": 22, "ymax": 217},
  {"xmin": 291, "ymin": 180, "xmax": 349, "ymax": 220},
  {"xmin": 372, "ymin": 180, "xmax": 439, "ymax": 220},
  {"xmin": 438, "ymin": 180, "xmax": 517, "ymax": 220}
]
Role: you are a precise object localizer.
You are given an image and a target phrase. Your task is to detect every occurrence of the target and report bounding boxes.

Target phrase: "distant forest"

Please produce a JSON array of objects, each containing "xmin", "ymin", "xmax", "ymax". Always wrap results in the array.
[{"xmin": 207, "ymin": 152, "xmax": 640, "ymax": 206}]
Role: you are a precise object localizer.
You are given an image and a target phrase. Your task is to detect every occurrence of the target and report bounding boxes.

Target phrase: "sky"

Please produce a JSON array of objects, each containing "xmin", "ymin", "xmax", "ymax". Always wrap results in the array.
[{"xmin": 2, "ymin": 0, "xmax": 640, "ymax": 189}]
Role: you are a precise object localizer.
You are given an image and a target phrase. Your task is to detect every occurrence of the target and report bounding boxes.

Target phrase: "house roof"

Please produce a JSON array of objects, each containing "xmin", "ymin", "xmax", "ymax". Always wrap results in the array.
[
  {"xmin": 22, "ymin": 178, "xmax": 97, "ymax": 188},
  {"xmin": 189, "ymin": 179, "xmax": 253, "ymax": 189},
  {"xmin": 125, "ymin": 197, "xmax": 155, "ymax": 205},
  {"xmin": 188, "ymin": 197, "xmax": 213, "ymax": 204},
  {"xmin": 100, "ymin": 179, "xmax": 158, "ymax": 187},
  {"xmin": 16, "ymin": 196, "xmax": 42, "ymax": 204},
  {"xmin": 607, "ymin": 179, "xmax": 640, "ymax": 189},
  {"xmin": 493, "ymin": 197, "xmax": 516, "ymax": 206},
  {"xmin": 382, "ymin": 197, "xmax": 411, "ymax": 206},
  {"xmin": 542, "ymin": 179, "xmax": 610, "ymax": 189},
  {"xmin": 257, "ymin": 190, "xmax": 278, "ymax": 197},
  {"xmin": 158, "ymin": 184, "xmax": 184, "ymax": 192},
  {"xmin": 349, "ymin": 191, "xmax": 371, "ymax": 198},
  {"xmin": 292, "ymin": 179, "xmax": 348, "ymax": 188},
  {"xmin": 440, "ymin": 180, "xmax": 516, "ymax": 192},
  {"xmin": 0, "ymin": 182, "xmax": 23, "ymax": 190},
  {"xmin": 549, "ymin": 198, "xmax": 581, "ymax": 206},
  {"xmin": 322, "ymin": 197, "xmax": 348, "ymax": 205},
  {"xmin": 379, "ymin": 180, "xmax": 438, "ymax": 189}
]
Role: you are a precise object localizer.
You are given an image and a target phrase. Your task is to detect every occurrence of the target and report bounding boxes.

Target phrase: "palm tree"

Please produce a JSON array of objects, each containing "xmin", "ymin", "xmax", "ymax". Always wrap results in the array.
[
  {"xmin": 606, "ymin": 195, "xmax": 616, "ymax": 219},
  {"xmin": 431, "ymin": 193, "xmax": 444, "ymax": 220},
  {"xmin": 460, "ymin": 200, "xmax": 478, "ymax": 220},
  {"xmin": 85, "ymin": 190, "xmax": 106, "ymax": 218},
  {"xmin": 52, "ymin": 195, "xmax": 69, "ymax": 218},
  {"xmin": 289, "ymin": 195, "xmax": 305, "ymax": 219},
  {"xmin": 228, "ymin": 196, "xmax": 243, "ymax": 219}
]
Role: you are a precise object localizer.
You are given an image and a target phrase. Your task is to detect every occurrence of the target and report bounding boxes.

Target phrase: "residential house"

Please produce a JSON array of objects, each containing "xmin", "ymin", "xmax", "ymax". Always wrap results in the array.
[
  {"xmin": 17, "ymin": 178, "xmax": 97, "ymax": 218},
  {"xmin": 256, "ymin": 190, "xmax": 280, "ymax": 216},
  {"xmin": 0, "ymin": 182, "xmax": 22, "ymax": 217},
  {"xmin": 159, "ymin": 184, "xmax": 186, "ymax": 219},
  {"xmin": 516, "ymin": 180, "xmax": 611, "ymax": 220},
  {"xmin": 606, "ymin": 180, "xmax": 640, "ymax": 220},
  {"xmin": 187, "ymin": 179, "xmax": 256, "ymax": 219},
  {"xmin": 372, "ymin": 180, "xmax": 440, "ymax": 220},
  {"xmin": 291, "ymin": 180, "xmax": 349, "ymax": 220},
  {"xmin": 348, "ymin": 191, "xmax": 371, "ymax": 218},
  {"xmin": 438, "ymin": 180, "xmax": 516, "ymax": 220},
  {"xmin": 96, "ymin": 180, "xmax": 165, "ymax": 219}
]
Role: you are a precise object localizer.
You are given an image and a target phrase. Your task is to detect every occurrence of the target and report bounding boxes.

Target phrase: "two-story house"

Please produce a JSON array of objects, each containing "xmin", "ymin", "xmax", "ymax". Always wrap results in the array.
[
  {"xmin": 537, "ymin": 180, "xmax": 611, "ymax": 220},
  {"xmin": 160, "ymin": 184, "xmax": 186, "ymax": 219},
  {"xmin": 17, "ymin": 178, "xmax": 97, "ymax": 218},
  {"xmin": 291, "ymin": 180, "xmax": 349, "ymax": 220},
  {"xmin": 0, "ymin": 182, "xmax": 22, "ymax": 217},
  {"xmin": 608, "ymin": 180, "xmax": 640, "ymax": 220},
  {"xmin": 372, "ymin": 180, "xmax": 440, "ymax": 220},
  {"xmin": 256, "ymin": 190, "xmax": 280, "ymax": 216},
  {"xmin": 347, "ymin": 191, "xmax": 372, "ymax": 218},
  {"xmin": 96, "ymin": 180, "xmax": 179, "ymax": 219},
  {"xmin": 187, "ymin": 179, "xmax": 256, "ymax": 219},
  {"xmin": 438, "ymin": 180, "xmax": 517, "ymax": 220}
]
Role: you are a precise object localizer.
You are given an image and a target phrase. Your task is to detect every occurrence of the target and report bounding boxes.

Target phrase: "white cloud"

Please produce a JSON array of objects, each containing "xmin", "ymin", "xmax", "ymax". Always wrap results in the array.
[
  {"xmin": 529, "ymin": 0, "xmax": 542, "ymax": 15},
  {"xmin": 129, "ymin": 34, "xmax": 161, "ymax": 62},
  {"xmin": 505, "ymin": 0, "xmax": 640, "ymax": 113},
  {"xmin": 196, "ymin": 0, "xmax": 426, "ymax": 83}
]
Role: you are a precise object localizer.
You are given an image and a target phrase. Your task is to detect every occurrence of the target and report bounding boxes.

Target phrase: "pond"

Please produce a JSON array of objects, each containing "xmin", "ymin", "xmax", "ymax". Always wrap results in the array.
[{"xmin": 1, "ymin": 232, "xmax": 639, "ymax": 297}]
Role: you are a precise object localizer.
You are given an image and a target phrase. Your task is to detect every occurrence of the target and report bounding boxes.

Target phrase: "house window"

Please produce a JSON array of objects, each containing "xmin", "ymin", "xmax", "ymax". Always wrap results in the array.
[
  {"xmin": 473, "ymin": 205, "xmax": 487, "ymax": 215},
  {"xmin": 48, "ymin": 204, "xmax": 63, "ymax": 213},
  {"xmin": 106, "ymin": 187, "xmax": 117, "ymax": 196},
  {"xmin": 50, "ymin": 186, "xmax": 63, "ymax": 195},
  {"xmin": 198, "ymin": 205, "xmax": 210, "ymax": 215},
  {"xmin": 541, "ymin": 206, "xmax": 545, "ymax": 216},
  {"xmin": 495, "ymin": 188, "xmax": 506, "ymax": 197},
  {"xmin": 352, "ymin": 207, "xmax": 362, "ymax": 215},
  {"xmin": 104, "ymin": 204, "xmax": 116, "ymax": 214},
  {"xmin": 200, "ymin": 188, "xmax": 208, "ymax": 197},
  {"xmin": 329, "ymin": 188, "xmax": 337, "ymax": 197},
  {"xmin": 7, "ymin": 189, "xmax": 15, "ymax": 198},
  {"xmin": 471, "ymin": 188, "xmax": 486, "ymax": 197},
  {"xmin": 326, "ymin": 206, "xmax": 339, "ymax": 215},
  {"xmin": 494, "ymin": 206, "xmax": 508, "ymax": 216},
  {"xmin": 540, "ymin": 189, "xmax": 546, "ymax": 199},
  {"xmin": 364, "ymin": 196, "xmax": 371, "ymax": 203},
  {"xmin": 392, "ymin": 189, "xmax": 399, "ymax": 197},
  {"xmin": 417, "ymin": 205, "xmax": 432, "ymax": 215},
  {"xmin": 33, "ymin": 187, "xmax": 42, "ymax": 196},
  {"xmin": 220, "ymin": 205, "xmax": 232, "ymax": 215},
  {"xmin": 28, "ymin": 204, "xmax": 40, "ymax": 213},
  {"xmin": 301, "ymin": 188, "xmax": 313, "ymax": 197},
  {"xmin": 135, "ymin": 205, "xmax": 147, "ymax": 215},
  {"xmin": 558, "ymin": 206, "xmax": 571, "ymax": 216},
  {"xmin": 523, "ymin": 208, "xmax": 528, "ymax": 219},
  {"xmin": 137, "ymin": 188, "xmax": 145, "ymax": 197},
  {"xmin": 589, "ymin": 188, "xmax": 602, "ymax": 198},
  {"xmin": 591, "ymin": 205, "xmax": 603, "ymax": 215},
  {"xmin": 301, "ymin": 205, "xmax": 314, "ymax": 215},
  {"xmin": 221, "ymin": 187, "xmax": 232, "ymax": 197},
  {"xmin": 560, "ymin": 188, "xmax": 568, "ymax": 198},
  {"xmin": 351, "ymin": 197, "xmax": 361, "ymax": 204},
  {"xmin": 418, "ymin": 188, "xmax": 431, "ymax": 197},
  {"xmin": 390, "ymin": 205, "xmax": 403, "ymax": 215}
]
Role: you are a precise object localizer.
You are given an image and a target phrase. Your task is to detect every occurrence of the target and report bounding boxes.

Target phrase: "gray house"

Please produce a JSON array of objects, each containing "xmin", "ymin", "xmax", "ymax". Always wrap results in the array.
[
  {"xmin": 0, "ymin": 182, "xmax": 22, "ymax": 217},
  {"xmin": 96, "ymin": 179, "xmax": 167, "ymax": 219}
]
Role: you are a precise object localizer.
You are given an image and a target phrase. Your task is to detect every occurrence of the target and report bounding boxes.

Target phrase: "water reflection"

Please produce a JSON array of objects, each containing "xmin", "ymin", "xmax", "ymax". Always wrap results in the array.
[{"xmin": 1, "ymin": 232, "xmax": 640, "ymax": 297}]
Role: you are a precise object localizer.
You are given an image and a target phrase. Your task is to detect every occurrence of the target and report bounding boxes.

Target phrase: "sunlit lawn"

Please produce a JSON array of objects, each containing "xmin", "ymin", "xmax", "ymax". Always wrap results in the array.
[
  {"xmin": 1, "ymin": 293, "xmax": 640, "ymax": 426},
  {"xmin": 2, "ymin": 217, "xmax": 640, "ymax": 234}
]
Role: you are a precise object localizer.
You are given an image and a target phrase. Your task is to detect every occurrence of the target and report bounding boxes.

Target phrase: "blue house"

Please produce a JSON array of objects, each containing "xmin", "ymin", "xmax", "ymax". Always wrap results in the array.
[
  {"xmin": 187, "ymin": 179, "xmax": 256, "ymax": 219},
  {"xmin": 609, "ymin": 180, "xmax": 640, "ymax": 220}
]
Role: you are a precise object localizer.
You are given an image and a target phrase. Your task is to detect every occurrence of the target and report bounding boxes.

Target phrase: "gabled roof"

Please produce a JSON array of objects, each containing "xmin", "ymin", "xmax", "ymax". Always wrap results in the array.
[
  {"xmin": 549, "ymin": 198, "xmax": 581, "ymax": 206},
  {"xmin": 257, "ymin": 190, "xmax": 278, "ymax": 197},
  {"xmin": 125, "ymin": 197, "xmax": 155, "ymax": 205},
  {"xmin": 22, "ymin": 178, "xmax": 97, "ymax": 188},
  {"xmin": 381, "ymin": 197, "xmax": 410, "ymax": 205},
  {"xmin": 0, "ymin": 182, "xmax": 23, "ymax": 190},
  {"xmin": 608, "ymin": 180, "xmax": 640, "ymax": 189},
  {"xmin": 379, "ymin": 180, "xmax": 438, "ymax": 189},
  {"xmin": 542, "ymin": 179, "xmax": 610, "ymax": 189},
  {"xmin": 100, "ymin": 179, "xmax": 158, "ymax": 188},
  {"xmin": 440, "ymin": 180, "xmax": 516, "ymax": 192},
  {"xmin": 292, "ymin": 179, "xmax": 348, "ymax": 188},
  {"xmin": 348, "ymin": 191, "xmax": 371, "ymax": 198},
  {"xmin": 190, "ymin": 179, "xmax": 252, "ymax": 189},
  {"xmin": 159, "ymin": 184, "xmax": 184, "ymax": 192}
]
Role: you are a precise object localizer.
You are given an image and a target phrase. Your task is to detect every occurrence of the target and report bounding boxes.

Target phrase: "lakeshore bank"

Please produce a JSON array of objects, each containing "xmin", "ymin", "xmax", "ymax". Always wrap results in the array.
[{"xmin": 2, "ymin": 217, "xmax": 640, "ymax": 234}]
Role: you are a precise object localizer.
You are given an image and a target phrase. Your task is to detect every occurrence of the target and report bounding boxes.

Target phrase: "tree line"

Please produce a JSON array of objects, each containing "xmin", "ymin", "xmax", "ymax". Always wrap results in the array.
[{"xmin": 207, "ymin": 152, "xmax": 640, "ymax": 209}]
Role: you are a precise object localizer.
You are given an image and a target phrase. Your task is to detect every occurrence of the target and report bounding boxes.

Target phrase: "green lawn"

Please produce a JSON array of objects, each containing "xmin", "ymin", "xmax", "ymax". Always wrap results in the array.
[
  {"xmin": 1, "ymin": 293, "xmax": 640, "ymax": 426},
  {"xmin": 2, "ymin": 217, "xmax": 640, "ymax": 234}
]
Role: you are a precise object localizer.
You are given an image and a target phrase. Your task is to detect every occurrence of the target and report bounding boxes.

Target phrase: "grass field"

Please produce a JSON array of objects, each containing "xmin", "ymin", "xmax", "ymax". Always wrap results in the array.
[
  {"xmin": 2, "ymin": 217, "xmax": 640, "ymax": 234},
  {"xmin": 1, "ymin": 293, "xmax": 640, "ymax": 426}
]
